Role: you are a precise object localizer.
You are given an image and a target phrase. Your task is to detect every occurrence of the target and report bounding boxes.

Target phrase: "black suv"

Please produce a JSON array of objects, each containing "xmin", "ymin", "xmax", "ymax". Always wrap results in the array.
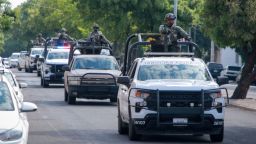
[{"xmin": 207, "ymin": 62, "xmax": 224, "ymax": 79}]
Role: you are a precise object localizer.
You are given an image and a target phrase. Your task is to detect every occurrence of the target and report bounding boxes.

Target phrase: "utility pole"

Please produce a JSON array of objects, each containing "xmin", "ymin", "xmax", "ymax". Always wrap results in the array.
[{"xmin": 174, "ymin": 0, "xmax": 178, "ymax": 26}]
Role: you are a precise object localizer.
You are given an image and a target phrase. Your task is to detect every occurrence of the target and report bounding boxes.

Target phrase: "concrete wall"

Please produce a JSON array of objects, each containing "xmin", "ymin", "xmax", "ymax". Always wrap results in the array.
[{"xmin": 219, "ymin": 47, "xmax": 242, "ymax": 67}]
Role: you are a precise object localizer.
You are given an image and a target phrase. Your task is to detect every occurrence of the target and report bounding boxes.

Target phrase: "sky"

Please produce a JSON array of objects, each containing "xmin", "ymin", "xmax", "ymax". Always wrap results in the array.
[{"xmin": 9, "ymin": 0, "xmax": 27, "ymax": 9}]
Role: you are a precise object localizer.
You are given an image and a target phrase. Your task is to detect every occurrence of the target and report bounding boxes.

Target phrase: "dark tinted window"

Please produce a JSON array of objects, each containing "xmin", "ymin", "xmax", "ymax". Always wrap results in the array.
[
  {"xmin": 208, "ymin": 63, "xmax": 223, "ymax": 69},
  {"xmin": 228, "ymin": 66, "xmax": 241, "ymax": 71}
]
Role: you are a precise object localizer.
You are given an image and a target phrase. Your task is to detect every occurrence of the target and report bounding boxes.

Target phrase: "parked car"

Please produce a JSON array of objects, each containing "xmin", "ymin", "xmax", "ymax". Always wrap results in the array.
[
  {"xmin": 222, "ymin": 65, "xmax": 241, "ymax": 81},
  {"xmin": 2, "ymin": 58, "xmax": 10, "ymax": 69},
  {"xmin": 0, "ymin": 68, "xmax": 28, "ymax": 103},
  {"xmin": 0, "ymin": 75, "xmax": 37, "ymax": 144},
  {"xmin": 9, "ymin": 52, "xmax": 20, "ymax": 68},
  {"xmin": 207, "ymin": 62, "xmax": 224, "ymax": 79},
  {"xmin": 236, "ymin": 65, "xmax": 256, "ymax": 85}
]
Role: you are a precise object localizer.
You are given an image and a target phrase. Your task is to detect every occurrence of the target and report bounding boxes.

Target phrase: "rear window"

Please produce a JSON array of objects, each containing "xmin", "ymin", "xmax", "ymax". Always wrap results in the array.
[
  {"xmin": 0, "ymin": 82, "xmax": 14, "ymax": 111},
  {"xmin": 208, "ymin": 63, "xmax": 223, "ymax": 69},
  {"xmin": 228, "ymin": 66, "xmax": 241, "ymax": 71}
]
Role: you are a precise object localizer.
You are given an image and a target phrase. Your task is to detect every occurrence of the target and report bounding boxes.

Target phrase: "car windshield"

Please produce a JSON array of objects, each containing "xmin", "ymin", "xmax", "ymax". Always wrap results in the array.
[
  {"xmin": 47, "ymin": 52, "xmax": 69, "ymax": 60},
  {"xmin": 2, "ymin": 72, "xmax": 16, "ymax": 87},
  {"xmin": 73, "ymin": 57, "xmax": 119, "ymax": 70},
  {"xmin": 0, "ymin": 82, "xmax": 14, "ymax": 111},
  {"xmin": 11, "ymin": 54, "xmax": 19, "ymax": 59},
  {"xmin": 228, "ymin": 66, "xmax": 241, "ymax": 71},
  {"xmin": 138, "ymin": 63, "xmax": 211, "ymax": 81},
  {"xmin": 31, "ymin": 50, "xmax": 43, "ymax": 55}
]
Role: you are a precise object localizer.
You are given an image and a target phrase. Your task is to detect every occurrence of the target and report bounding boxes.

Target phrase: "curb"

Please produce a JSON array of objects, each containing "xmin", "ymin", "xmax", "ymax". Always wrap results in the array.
[{"xmin": 229, "ymin": 100, "xmax": 256, "ymax": 111}]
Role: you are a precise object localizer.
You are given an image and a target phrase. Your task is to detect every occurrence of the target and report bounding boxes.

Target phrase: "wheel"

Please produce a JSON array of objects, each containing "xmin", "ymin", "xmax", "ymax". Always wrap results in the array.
[
  {"xmin": 37, "ymin": 71, "xmax": 41, "ymax": 77},
  {"xmin": 64, "ymin": 88, "xmax": 68, "ymax": 102},
  {"xmin": 29, "ymin": 67, "xmax": 33, "ymax": 73},
  {"xmin": 25, "ymin": 65, "xmax": 28, "ymax": 72},
  {"xmin": 210, "ymin": 126, "xmax": 224, "ymax": 142},
  {"xmin": 18, "ymin": 68, "xmax": 22, "ymax": 71},
  {"xmin": 40, "ymin": 78, "xmax": 43, "ymax": 86},
  {"xmin": 42, "ymin": 79, "xmax": 49, "ymax": 88},
  {"xmin": 129, "ymin": 118, "xmax": 141, "ymax": 140},
  {"xmin": 118, "ymin": 102, "xmax": 128, "ymax": 134},
  {"xmin": 110, "ymin": 97, "xmax": 117, "ymax": 103},
  {"xmin": 67, "ymin": 92, "xmax": 76, "ymax": 105}
]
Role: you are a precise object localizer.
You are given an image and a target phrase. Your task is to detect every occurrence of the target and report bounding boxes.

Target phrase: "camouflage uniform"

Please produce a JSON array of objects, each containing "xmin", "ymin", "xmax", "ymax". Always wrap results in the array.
[
  {"xmin": 35, "ymin": 33, "xmax": 45, "ymax": 45},
  {"xmin": 159, "ymin": 13, "xmax": 191, "ymax": 52},
  {"xmin": 89, "ymin": 24, "xmax": 112, "ymax": 46},
  {"xmin": 58, "ymin": 28, "xmax": 73, "ymax": 41}
]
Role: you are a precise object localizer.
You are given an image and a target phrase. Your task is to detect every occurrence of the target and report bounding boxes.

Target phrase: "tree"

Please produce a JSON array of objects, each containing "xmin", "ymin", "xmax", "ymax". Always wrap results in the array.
[{"xmin": 200, "ymin": 0, "xmax": 256, "ymax": 99}]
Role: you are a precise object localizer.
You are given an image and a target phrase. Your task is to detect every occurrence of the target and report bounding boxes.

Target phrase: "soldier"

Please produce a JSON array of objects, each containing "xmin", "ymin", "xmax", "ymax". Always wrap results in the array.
[
  {"xmin": 159, "ymin": 13, "xmax": 191, "ymax": 52},
  {"xmin": 89, "ymin": 23, "xmax": 112, "ymax": 46},
  {"xmin": 58, "ymin": 28, "xmax": 73, "ymax": 41},
  {"xmin": 35, "ymin": 33, "xmax": 45, "ymax": 45}
]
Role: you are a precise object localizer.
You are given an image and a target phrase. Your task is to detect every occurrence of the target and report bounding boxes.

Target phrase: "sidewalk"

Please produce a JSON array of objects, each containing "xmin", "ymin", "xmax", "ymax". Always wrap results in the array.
[{"xmin": 222, "ymin": 84, "xmax": 256, "ymax": 111}]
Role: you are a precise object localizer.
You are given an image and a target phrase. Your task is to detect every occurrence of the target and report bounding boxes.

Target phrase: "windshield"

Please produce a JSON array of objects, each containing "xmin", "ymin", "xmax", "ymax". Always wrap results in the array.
[
  {"xmin": 47, "ymin": 52, "xmax": 69, "ymax": 60},
  {"xmin": 0, "ymin": 82, "xmax": 14, "ymax": 111},
  {"xmin": 31, "ymin": 50, "xmax": 43, "ymax": 55},
  {"xmin": 138, "ymin": 63, "xmax": 211, "ymax": 81},
  {"xmin": 11, "ymin": 54, "xmax": 19, "ymax": 59},
  {"xmin": 73, "ymin": 57, "xmax": 119, "ymax": 70},
  {"xmin": 3, "ymin": 72, "xmax": 16, "ymax": 87}
]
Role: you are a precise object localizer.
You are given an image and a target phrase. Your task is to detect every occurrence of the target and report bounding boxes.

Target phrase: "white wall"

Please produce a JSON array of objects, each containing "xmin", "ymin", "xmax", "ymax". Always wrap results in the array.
[{"xmin": 220, "ymin": 47, "xmax": 242, "ymax": 67}]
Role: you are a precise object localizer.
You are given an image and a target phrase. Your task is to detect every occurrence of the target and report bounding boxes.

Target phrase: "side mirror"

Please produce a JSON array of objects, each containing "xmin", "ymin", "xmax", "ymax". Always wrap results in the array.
[
  {"xmin": 20, "ymin": 102, "xmax": 37, "ymax": 112},
  {"xmin": 39, "ymin": 57, "xmax": 44, "ymax": 62},
  {"xmin": 117, "ymin": 76, "xmax": 130, "ymax": 86},
  {"xmin": 19, "ymin": 82, "xmax": 28, "ymax": 88},
  {"xmin": 216, "ymin": 76, "xmax": 229, "ymax": 86},
  {"xmin": 35, "ymin": 55, "xmax": 40, "ymax": 59},
  {"xmin": 62, "ymin": 65, "xmax": 70, "ymax": 71}
]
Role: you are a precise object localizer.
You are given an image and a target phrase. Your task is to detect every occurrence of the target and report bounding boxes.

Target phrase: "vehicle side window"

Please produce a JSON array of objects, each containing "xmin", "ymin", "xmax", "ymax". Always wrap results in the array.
[
  {"xmin": 70, "ymin": 59, "xmax": 75, "ymax": 69},
  {"xmin": 128, "ymin": 61, "xmax": 138, "ymax": 79}
]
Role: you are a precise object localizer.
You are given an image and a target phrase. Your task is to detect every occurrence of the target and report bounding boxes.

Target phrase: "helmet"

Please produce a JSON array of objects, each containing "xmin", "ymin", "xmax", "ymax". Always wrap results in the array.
[
  {"xmin": 37, "ymin": 33, "xmax": 42, "ymax": 37},
  {"xmin": 61, "ymin": 28, "xmax": 67, "ymax": 33},
  {"xmin": 165, "ymin": 13, "xmax": 176, "ymax": 20},
  {"xmin": 93, "ymin": 23, "xmax": 99, "ymax": 29}
]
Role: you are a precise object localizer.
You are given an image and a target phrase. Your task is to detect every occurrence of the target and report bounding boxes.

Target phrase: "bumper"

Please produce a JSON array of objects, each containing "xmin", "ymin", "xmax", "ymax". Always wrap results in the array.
[
  {"xmin": 68, "ymin": 85, "xmax": 118, "ymax": 99},
  {"xmin": 132, "ymin": 114, "xmax": 223, "ymax": 135}
]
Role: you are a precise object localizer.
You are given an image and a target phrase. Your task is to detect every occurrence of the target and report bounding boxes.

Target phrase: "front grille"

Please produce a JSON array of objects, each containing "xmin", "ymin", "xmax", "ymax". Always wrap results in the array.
[
  {"xmin": 81, "ymin": 77, "xmax": 116, "ymax": 85},
  {"xmin": 50, "ymin": 64, "xmax": 65, "ymax": 73},
  {"xmin": 145, "ymin": 91, "xmax": 213, "ymax": 111}
]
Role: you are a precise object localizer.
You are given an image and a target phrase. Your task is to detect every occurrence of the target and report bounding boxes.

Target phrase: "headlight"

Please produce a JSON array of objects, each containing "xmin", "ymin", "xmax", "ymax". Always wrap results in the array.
[
  {"xmin": 68, "ymin": 76, "xmax": 81, "ymax": 85},
  {"xmin": 130, "ymin": 89, "xmax": 150, "ymax": 99},
  {"xmin": 0, "ymin": 123, "xmax": 23, "ymax": 142},
  {"xmin": 209, "ymin": 92, "xmax": 222, "ymax": 99}
]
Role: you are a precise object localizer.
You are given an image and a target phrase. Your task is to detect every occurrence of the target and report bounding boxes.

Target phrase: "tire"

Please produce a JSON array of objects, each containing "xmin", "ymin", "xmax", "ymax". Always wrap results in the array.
[
  {"xmin": 210, "ymin": 126, "xmax": 224, "ymax": 142},
  {"xmin": 29, "ymin": 67, "xmax": 33, "ymax": 73},
  {"xmin": 110, "ymin": 97, "xmax": 117, "ymax": 103},
  {"xmin": 118, "ymin": 102, "xmax": 128, "ymax": 134},
  {"xmin": 25, "ymin": 65, "xmax": 28, "ymax": 72},
  {"xmin": 37, "ymin": 71, "xmax": 41, "ymax": 77},
  {"xmin": 64, "ymin": 88, "xmax": 68, "ymax": 102},
  {"xmin": 18, "ymin": 68, "xmax": 22, "ymax": 71},
  {"xmin": 68, "ymin": 92, "xmax": 76, "ymax": 105},
  {"xmin": 128, "ymin": 118, "xmax": 140, "ymax": 140},
  {"xmin": 40, "ymin": 78, "xmax": 43, "ymax": 86},
  {"xmin": 42, "ymin": 79, "xmax": 49, "ymax": 88}
]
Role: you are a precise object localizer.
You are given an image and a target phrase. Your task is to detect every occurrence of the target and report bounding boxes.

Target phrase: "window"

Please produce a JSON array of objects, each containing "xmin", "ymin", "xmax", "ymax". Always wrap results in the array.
[
  {"xmin": 137, "ymin": 63, "xmax": 211, "ymax": 81},
  {"xmin": 47, "ymin": 52, "xmax": 69, "ymax": 60},
  {"xmin": 0, "ymin": 82, "xmax": 14, "ymax": 111},
  {"xmin": 128, "ymin": 61, "xmax": 138, "ymax": 79}
]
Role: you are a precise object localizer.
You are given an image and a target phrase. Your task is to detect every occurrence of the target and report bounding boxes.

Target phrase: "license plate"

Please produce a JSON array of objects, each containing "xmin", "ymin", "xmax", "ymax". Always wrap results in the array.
[
  {"xmin": 213, "ymin": 70, "xmax": 218, "ymax": 72},
  {"xmin": 173, "ymin": 118, "xmax": 188, "ymax": 124}
]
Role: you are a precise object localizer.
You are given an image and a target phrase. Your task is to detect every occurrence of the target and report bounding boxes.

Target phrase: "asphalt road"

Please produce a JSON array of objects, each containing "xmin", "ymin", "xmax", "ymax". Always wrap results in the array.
[{"xmin": 12, "ymin": 68, "xmax": 256, "ymax": 144}]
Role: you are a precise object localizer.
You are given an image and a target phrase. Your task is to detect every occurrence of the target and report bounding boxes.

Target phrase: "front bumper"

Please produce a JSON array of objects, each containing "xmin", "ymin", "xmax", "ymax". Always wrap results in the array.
[
  {"xmin": 68, "ymin": 85, "xmax": 118, "ymax": 99},
  {"xmin": 132, "ymin": 114, "xmax": 223, "ymax": 135}
]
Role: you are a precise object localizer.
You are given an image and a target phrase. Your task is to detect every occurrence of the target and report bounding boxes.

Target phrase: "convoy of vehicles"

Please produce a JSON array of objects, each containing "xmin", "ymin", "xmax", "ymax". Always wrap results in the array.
[
  {"xmin": 116, "ymin": 33, "xmax": 229, "ymax": 142},
  {"xmin": 222, "ymin": 65, "xmax": 242, "ymax": 81}
]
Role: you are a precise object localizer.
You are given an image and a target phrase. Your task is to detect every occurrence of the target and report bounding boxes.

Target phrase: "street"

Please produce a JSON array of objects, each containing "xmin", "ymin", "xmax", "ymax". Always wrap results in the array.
[{"xmin": 13, "ymin": 69, "xmax": 256, "ymax": 144}]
